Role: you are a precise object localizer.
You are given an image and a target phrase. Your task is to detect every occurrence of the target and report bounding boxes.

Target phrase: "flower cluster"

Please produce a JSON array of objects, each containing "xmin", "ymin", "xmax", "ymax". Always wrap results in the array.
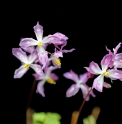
[
  {"xmin": 12, "ymin": 22, "xmax": 75, "ymax": 97},
  {"xmin": 12, "ymin": 22, "xmax": 122, "ymax": 101},
  {"xmin": 64, "ymin": 42, "xmax": 122, "ymax": 100}
]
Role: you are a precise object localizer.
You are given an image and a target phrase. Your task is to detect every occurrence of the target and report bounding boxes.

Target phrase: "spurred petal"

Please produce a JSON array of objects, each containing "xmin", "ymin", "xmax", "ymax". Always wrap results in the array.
[
  {"xmin": 33, "ymin": 22, "xmax": 43, "ymax": 41},
  {"xmin": 36, "ymin": 81, "xmax": 45, "ymax": 97},
  {"xmin": 30, "ymin": 64, "xmax": 43, "ymax": 75},
  {"xmin": 50, "ymin": 73, "xmax": 59, "ymax": 81},
  {"xmin": 113, "ymin": 42, "xmax": 121, "ymax": 54},
  {"xmin": 93, "ymin": 75, "xmax": 104, "ymax": 92},
  {"xmin": 28, "ymin": 50, "xmax": 38, "ymax": 63},
  {"xmin": 101, "ymin": 54, "xmax": 113, "ymax": 69},
  {"xmin": 63, "ymin": 70, "xmax": 79, "ymax": 82},
  {"xmin": 79, "ymin": 73, "xmax": 88, "ymax": 83},
  {"xmin": 89, "ymin": 61, "xmax": 102, "ymax": 74},
  {"xmin": 108, "ymin": 69, "xmax": 122, "ymax": 79},
  {"xmin": 12, "ymin": 48, "xmax": 28, "ymax": 63},
  {"xmin": 14, "ymin": 65, "xmax": 29, "ymax": 78},
  {"xmin": 66, "ymin": 84, "xmax": 79, "ymax": 97},
  {"xmin": 20, "ymin": 38, "xmax": 38, "ymax": 48},
  {"xmin": 105, "ymin": 46, "xmax": 112, "ymax": 54}
]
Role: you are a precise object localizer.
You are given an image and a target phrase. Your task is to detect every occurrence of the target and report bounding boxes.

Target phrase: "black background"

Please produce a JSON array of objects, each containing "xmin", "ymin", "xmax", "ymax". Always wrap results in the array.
[{"xmin": 4, "ymin": 1, "xmax": 122, "ymax": 124}]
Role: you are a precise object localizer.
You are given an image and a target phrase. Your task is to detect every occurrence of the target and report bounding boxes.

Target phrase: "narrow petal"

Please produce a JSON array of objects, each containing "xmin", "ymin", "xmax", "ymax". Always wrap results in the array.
[
  {"xmin": 103, "ymin": 82, "xmax": 111, "ymax": 88},
  {"xmin": 63, "ymin": 70, "xmax": 79, "ymax": 82},
  {"xmin": 101, "ymin": 54, "xmax": 113, "ymax": 70},
  {"xmin": 66, "ymin": 84, "xmax": 79, "ymax": 97},
  {"xmin": 37, "ymin": 46, "xmax": 45, "ymax": 55},
  {"xmin": 113, "ymin": 42, "xmax": 121, "ymax": 54},
  {"xmin": 19, "ymin": 38, "xmax": 38, "ymax": 48},
  {"xmin": 93, "ymin": 75, "xmax": 104, "ymax": 92},
  {"xmin": 33, "ymin": 22, "xmax": 43, "ymax": 41},
  {"xmin": 30, "ymin": 64, "xmax": 43, "ymax": 75},
  {"xmin": 89, "ymin": 61, "xmax": 102, "ymax": 74},
  {"xmin": 105, "ymin": 46, "xmax": 112, "ymax": 54},
  {"xmin": 36, "ymin": 81, "xmax": 45, "ymax": 97},
  {"xmin": 80, "ymin": 85, "xmax": 90, "ymax": 101},
  {"xmin": 62, "ymin": 48, "xmax": 75, "ymax": 53},
  {"xmin": 28, "ymin": 50, "xmax": 38, "ymax": 63},
  {"xmin": 14, "ymin": 65, "xmax": 29, "ymax": 78},
  {"xmin": 79, "ymin": 73, "xmax": 88, "ymax": 83},
  {"xmin": 50, "ymin": 73, "xmax": 59, "ymax": 81},
  {"xmin": 42, "ymin": 35, "xmax": 58, "ymax": 44},
  {"xmin": 108, "ymin": 69, "xmax": 122, "ymax": 80},
  {"xmin": 12, "ymin": 48, "xmax": 28, "ymax": 63}
]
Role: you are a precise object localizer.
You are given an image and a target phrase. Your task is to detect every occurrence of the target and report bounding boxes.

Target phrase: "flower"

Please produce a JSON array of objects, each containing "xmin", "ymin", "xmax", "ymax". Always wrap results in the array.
[
  {"xmin": 19, "ymin": 22, "xmax": 59, "ymax": 57},
  {"xmin": 63, "ymin": 70, "xmax": 95, "ymax": 101},
  {"xmin": 12, "ymin": 48, "xmax": 43, "ymax": 78},
  {"xmin": 85, "ymin": 57, "xmax": 122, "ymax": 92},
  {"xmin": 33, "ymin": 66, "xmax": 59, "ymax": 97}
]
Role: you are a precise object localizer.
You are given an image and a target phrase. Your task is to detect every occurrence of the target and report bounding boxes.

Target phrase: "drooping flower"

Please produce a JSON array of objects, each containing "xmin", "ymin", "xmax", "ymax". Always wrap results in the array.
[
  {"xmin": 33, "ymin": 66, "xmax": 59, "ymax": 97},
  {"xmin": 63, "ymin": 70, "xmax": 95, "ymax": 101},
  {"xmin": 105, "ymin": 42, "xmax": 122, "ymax": 68},
  {"xmin": 85, "ymin": 57, "xmax": 122, "ymax": 92},
  {"xmin": 19, "ymin": 22, "xmax": 59, "ymax": 58},
  {"xmin": 12, "ymin": 48, "xmax": 43, "ymax": 78}
]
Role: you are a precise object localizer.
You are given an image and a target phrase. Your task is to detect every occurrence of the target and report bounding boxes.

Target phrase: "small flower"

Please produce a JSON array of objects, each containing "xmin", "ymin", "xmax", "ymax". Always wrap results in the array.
[
  {"xmin": 19, "ymin": 22, "xmax": 59, "ymax": 56},
  {"xmin": 85, "ymin": 57, "xmax": 122, "ymax": 92},
  {"xmin": 63, "ymin": 70, "xmax": 95, "ymax": 101},
  {"xmin": 33, "ymin": 66, "xmax": 59, "ymax": 97},
  {"xmin": 12, "ymin": 48, "xmax": 43, "ymax": 78}
]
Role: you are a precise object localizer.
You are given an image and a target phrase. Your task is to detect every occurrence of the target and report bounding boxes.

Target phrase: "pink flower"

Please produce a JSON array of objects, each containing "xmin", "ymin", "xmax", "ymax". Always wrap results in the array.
[
  {"xmin": 105, "ymin": 42, "xmax": 122, "ymax": 68},
  {"xmin": 12, "ymin": 48, "xmax": 43, "ymax": 78},
  {"xmin": 85, "ymin": 58, "xmax": 122, "ymax": 92},
  {"xmin": 63, "ymin": 70, "xmax": 95, "ymax": 101},
  {"xmin": 33, "ymin": 66, "xmax": 59, "ymax": 97},
  {"xmin": 19, "ymin": 22, "xmax": 59, "ymax": 56}
]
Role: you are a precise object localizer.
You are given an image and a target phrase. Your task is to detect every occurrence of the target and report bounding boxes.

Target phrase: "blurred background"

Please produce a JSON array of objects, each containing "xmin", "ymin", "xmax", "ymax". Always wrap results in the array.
[{"xmin": 6, "ymin": 1, "xmax": 122, "ymax": 124}]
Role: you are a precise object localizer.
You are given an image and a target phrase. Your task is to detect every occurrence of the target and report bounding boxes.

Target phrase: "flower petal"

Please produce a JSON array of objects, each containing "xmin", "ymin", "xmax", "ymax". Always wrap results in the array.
[
  {"xmin": 36, "ymin": 81, "xmax": 45, "ymax": 97},
  {"xmin": 30, "ymin": 64, "xmax": 43, "ymax": 75},
  {"xmin": 62, "ymin": 48, "xmax": 75, "ymax": 53},
  {"xmin": 113, "ymin": 42, "xmax": 121, "ymax": 54},
  {"xmin": 28, "ymin": 50, "xmax": 38, "ymax": 63},
  {"xmin": 50, "ymin": 73, "xmax": 59, "ymax": 81},
  {"xmin": 33, "ymin": 73, "xmax": 45, "ymax": 80},
  {"xmin": 113, "ymin": 60, "xmax": 122, "ymax": 68},
  {"xmin": 89, "ymin": 61, "xmax": 102, "ymax": 74},
  {"xmin": 115, "ymin": 53, "xmax": 122, "ymax": 60},
  {"xmin": 33, "ymin": 22, "xmax": 43, "ymax": 41},
  {"xmin": 53, "ymin": 32, "xmax": 68, "ymax": 41},
  {"xmin": 108, "ymin": 69, "xmax": 122, "ymax": 80},
  {"xmin": 14, "ymin": 65, "xmax": 29, "ymax": 78},
  {"xmin": 19, "ymin": 38, "xmax": 38, "ymax": 48},
  {"xmin": 12, "ymin": 48, "xmax": 28, "ymax": 63},
  {"xmin": 22, "ymin": 46, "xmax": 35, "ymax": 53},
  {"xmin": 37, "ymin": 46, "xmax": 45, "ymax": 55},
  {"xmin": 66, "ymin": 84, "xmax": 79, "ymax": 97},
  {"xmin": 93, "ymin": 75, "xmax": 104, "ymax": 92},
  {"xmin": 103, "ymin": 82, "xmax": 111, "ymax": 88},
  {"xmin": 79, "ymin": 73, "xmax": 88, "ymax": 83},
  {"xmin": 101, "ymin": 54, "xmax": 113, "ymax": 69},
  {"xmin": 63, "ymin": 70, "xmax": 79, "ymax": 82},
  {"xmin": 87, "ymin": 72, "xmax": 94, "ymax": 78}
]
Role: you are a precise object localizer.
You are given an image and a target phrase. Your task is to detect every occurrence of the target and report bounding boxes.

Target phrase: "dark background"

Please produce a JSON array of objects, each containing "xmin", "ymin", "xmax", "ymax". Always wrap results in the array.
[{"xmin": 5, "ymin": 1, "xmax": 122, "ymax": 124}]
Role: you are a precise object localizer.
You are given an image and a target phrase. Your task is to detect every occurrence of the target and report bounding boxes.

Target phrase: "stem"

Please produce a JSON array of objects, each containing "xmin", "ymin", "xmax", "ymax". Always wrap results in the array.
[
  {"xmin": 71, "ymin": 87, "xmax": 93, "ymax": 124},
  {"xmin": 26, "ymin": 78, "xmax": 36, "ymax": 109}
]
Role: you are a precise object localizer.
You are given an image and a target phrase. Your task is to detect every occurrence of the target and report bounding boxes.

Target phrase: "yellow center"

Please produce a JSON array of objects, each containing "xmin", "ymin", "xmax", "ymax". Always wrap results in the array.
[
  {"xmin": 23, "ymin": 63, "xmax": 30, "ymax": 68},
  {"xmin": 38, "ymin": 42, "xmax": 43, "ymax": 47},
  {"xmin": 54, "ymin": 57, "xmax": 61, "ymax": 66},
  {"xmin": 46, "ymin": 77, "xmax": 56, "ymax": 84},
  {"xmin": 120, "ymin": 60, "xmax": 122, "ymax": 62},
  {"xmin": 102, "ymin": 71, "xmax": 110, "ymax": 76}
]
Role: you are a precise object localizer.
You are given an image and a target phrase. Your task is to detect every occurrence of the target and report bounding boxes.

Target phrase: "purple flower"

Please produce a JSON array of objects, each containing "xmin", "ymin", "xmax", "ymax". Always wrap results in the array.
[
  {"xmin": 63, "ymin": 70, "xmax": 95, "ymax": 101},
  {"xmin": 33, "ymin": 66, "xmax": 59, "ymax": 97},
  {"xmin": 12, "ymin": 48, "xmax": 43, "ymax": 78},
  {"xmin": 85, "ymin": 57, "xmax": 122, "ymax": 92},
  {"xmin": 19, "ymin": 22, "xmax": 59, "ymax": 55}
]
